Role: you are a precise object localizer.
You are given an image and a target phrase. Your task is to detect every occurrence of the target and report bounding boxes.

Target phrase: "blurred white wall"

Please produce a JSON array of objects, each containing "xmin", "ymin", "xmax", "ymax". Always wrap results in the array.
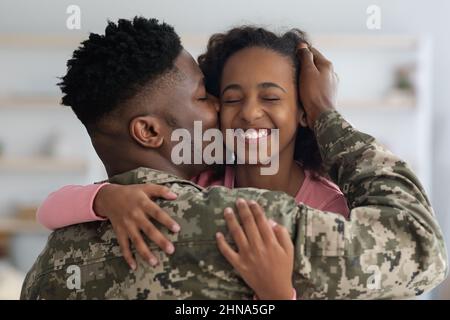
[{"xmin": 1, "ymin": 0, "xmax": 449, "ymax": 298}]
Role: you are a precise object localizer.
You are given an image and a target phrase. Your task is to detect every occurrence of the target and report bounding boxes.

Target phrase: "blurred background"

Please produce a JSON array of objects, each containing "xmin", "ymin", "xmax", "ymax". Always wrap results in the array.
[{"xmin": 0, "ymin": 0, "xmax": 449, "ymax": 299}]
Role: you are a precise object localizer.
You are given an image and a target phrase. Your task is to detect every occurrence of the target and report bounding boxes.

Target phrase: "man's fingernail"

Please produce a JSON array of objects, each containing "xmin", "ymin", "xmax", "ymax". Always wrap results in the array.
[
  {"xmin": 224, "ymin": 207, "xmax": 234, "ymax": 215},
  {"xmin": 166, "ymin": 243, "xmax": 175, "ymax": 254},
  {"xmin": 130, "ymin": 262, "xmax": 137, "ymax": 271},
  {"xmin": 216, "ymin": 232, "xmax": 223, "ymax": 239},
  {"xmin": 171, "ymin": 223, "xmax": 180, "ymax": 232},
  {"xmin": 269, "ymin": 219, "xmax": 277, "ymax": 228},
  {"xmin": 248, "ymin": 200, "xmax": 257, "ymax": 206},
  {"xmin": 149, "ymin": 257, "xmax": 158, "ymax": 266},
  {"xmin": 298, "ymin": 42, "xmax": 308, "ymax": 49},
  {"xmin": 236, "ymin": 198, "xmax": 245, "ymax": 205},
  {"xmin": 167, "ymin": 191, "xmax": 177, "ymax": 199}
]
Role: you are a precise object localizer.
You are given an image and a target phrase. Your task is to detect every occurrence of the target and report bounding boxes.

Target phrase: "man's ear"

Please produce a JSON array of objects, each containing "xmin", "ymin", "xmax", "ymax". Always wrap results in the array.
[
  {"xmin": 297, "ymin": 107, "xmax": 308, "ymax": 128},
  {"xmin": 129, "ymin": 115, "xmax": 164, "ymax": 149}
]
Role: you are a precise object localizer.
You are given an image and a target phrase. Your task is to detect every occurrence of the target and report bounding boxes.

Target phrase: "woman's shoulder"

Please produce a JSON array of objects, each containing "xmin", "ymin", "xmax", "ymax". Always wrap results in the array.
[
  {"xmin": 299, "ymin": 170, "xmax": 349, "ymax": 218},
  {"xmin": 191, "ymin": 167, "xmax": 228, "ymax": 187},
  {"xmin": 310, "ymin": 171, "xmax": 343, "ymax": 195}
]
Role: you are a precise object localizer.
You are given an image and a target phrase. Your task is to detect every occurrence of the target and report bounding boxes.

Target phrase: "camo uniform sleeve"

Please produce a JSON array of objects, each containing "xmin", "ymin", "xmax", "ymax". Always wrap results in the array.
[{"xmin": 292, "ymin": 110, "xmax": 448, "ymax": 299}]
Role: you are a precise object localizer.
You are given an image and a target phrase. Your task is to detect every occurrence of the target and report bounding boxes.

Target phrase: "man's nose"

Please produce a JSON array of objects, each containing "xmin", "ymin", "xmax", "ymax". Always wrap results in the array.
[{"xmin": 239, "ymin": 98, "xmax": 264, "ymax": 124}]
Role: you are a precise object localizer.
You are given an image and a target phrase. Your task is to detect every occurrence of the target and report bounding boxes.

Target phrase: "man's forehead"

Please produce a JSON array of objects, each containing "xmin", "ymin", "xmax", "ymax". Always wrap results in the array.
[
  {"xmin": 174, "ymin": 49, "xmax": 204, "ymax": 82},
  {"xmin": 143, "ymin": 50, "xmax": 203, "ymax": 101}
]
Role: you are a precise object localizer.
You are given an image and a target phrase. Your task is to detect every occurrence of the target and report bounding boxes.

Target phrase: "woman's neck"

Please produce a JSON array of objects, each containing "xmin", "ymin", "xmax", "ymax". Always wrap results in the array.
[{"xmin": 234, "ymin": 150, "xmax": 305, "ymax": 198}]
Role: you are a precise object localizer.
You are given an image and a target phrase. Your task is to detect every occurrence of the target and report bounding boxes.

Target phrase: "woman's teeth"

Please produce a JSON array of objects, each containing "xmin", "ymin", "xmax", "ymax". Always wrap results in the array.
[{"xmin": 238, "ymin": 129, "xmax": 270, "ymax": 140}]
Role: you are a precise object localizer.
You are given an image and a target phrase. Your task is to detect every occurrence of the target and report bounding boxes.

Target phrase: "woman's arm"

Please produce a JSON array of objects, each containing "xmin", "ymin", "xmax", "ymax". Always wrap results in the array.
[
  {"xmin": 36, "ymin": 184, "xmax": 108, "ymax": 229},
  {"xmin": 37, "ymin": 182, "xmax": 180, "ymax": 270}
]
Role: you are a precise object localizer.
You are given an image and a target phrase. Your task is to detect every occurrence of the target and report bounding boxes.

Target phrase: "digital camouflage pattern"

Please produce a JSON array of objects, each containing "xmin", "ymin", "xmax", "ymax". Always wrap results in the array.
[{"xmin": 21, "ymin": 110, "xmax": 448, "ymax": 299}]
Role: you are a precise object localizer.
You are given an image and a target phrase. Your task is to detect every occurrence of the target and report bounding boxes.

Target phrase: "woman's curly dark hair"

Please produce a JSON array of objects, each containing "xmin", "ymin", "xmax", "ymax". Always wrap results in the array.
[{"xmin": 198, "ymin": 26, "xmax": 323, "ymax": 174}]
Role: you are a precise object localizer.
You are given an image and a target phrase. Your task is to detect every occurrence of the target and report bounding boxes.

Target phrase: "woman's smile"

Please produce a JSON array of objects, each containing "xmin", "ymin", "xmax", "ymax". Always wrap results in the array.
[{"xmin": 235, "ymin": 128, "xmax": 273, "ymax": 144}]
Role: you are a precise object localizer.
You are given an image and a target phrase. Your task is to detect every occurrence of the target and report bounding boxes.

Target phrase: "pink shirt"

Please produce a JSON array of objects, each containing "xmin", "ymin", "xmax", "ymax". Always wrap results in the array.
[
  {"xmin": 37, "ymin": 166, "xmax": 349, "ymax": 229},
  {"xmin": 192, "ymin": 166, "xmax": 349, "ymax": 218}
]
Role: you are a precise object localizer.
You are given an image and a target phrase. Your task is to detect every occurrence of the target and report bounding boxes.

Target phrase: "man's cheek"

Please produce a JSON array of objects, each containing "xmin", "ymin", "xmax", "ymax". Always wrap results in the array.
[{"xmin": 201, "ymin": 109, "xmax": 219, "ymax": 130}]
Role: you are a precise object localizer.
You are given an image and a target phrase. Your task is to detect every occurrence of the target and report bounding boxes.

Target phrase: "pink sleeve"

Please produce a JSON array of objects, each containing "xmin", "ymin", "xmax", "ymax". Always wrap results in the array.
[
  {"xmin": 322, "ymin": 194, "xmax": 350, "ymax": 219},
  {"xmin": 36, "ymin": 183, "xmax": 109, "ymax": 230}
]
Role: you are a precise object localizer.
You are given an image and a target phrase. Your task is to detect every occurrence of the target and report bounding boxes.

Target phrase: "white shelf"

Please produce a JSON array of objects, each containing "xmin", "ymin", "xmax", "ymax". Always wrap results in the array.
[
  {"xmin": 0, "ymin": 157, "xmax": 88, "ymax": 173},
  {"xmin": 337, "ymin": 98, "xmax": 416, "ymax": 110},
  {"xmin": 0, "ymin": 33, "xmax": 421, "ymax": 51},
  {"xmin": 0, "ymin": 34, "xmax": 83, "ymax": 48},
  {"xmin": 0, "ymin": 96, "xmax": 61, "ymax": 109},
  {"xmin": 181, "ymin": 33, "xmax": 420, "ymax": 51},
  {"xmin": 312, "ymin": 34, "xmax": 419, "ymax": 50},
  {"xmin": 0, "ymin": 217, "xmax": 47, "ymax": 235}
]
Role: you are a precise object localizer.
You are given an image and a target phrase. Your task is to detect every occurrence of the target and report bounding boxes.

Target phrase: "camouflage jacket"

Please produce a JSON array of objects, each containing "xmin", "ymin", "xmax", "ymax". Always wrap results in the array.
[{"xmin": 21, "ymin": 110, "xmax": 448, "ymax": 299}]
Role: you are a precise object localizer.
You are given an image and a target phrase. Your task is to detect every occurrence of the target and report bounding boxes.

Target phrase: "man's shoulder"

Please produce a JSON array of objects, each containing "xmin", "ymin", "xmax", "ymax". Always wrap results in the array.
[
  {"xmin": 107, "ymin": 167, "xmax": 204, "ymax": 189},
  {"xmin": 37, "ymin": 221, "xmax": 119, "ymax": 272}
]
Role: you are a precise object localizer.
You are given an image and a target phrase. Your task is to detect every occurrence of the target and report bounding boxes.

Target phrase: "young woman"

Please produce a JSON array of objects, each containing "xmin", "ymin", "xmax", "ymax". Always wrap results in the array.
[
  {"xmin": 196, "ymin": 27, "xmax": 348, "ymax": 213},
  {"xmin": 37, "ymin": 27, "xmax": 348, "ymax": 299}
]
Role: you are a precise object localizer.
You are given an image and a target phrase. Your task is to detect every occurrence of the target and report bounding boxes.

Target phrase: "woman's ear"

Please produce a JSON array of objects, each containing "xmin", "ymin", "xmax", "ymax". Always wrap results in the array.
[
  {"xmin": 129, "ymin": 116, "xmax": 164, "ymax": 149},
  {"xmin": 297, "ymin": 107, "xmax": 308, "ymax": 128}
]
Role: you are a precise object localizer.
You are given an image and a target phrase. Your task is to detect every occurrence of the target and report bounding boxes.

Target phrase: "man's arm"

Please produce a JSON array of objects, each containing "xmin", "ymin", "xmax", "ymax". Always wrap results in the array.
[{"xmin": 291, "ymin": 110, "xmax": 448, "ymax": 299}]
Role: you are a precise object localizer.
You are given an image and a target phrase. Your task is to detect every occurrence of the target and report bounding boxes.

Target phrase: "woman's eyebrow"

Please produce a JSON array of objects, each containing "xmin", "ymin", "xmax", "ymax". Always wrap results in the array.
[
  {"xmin": 221, "ymin": 84, "xmax": 241, "ymax": 95},
  {"xmin": 258, "ymin": 82, "xmax": 287, "ymax": 93}
]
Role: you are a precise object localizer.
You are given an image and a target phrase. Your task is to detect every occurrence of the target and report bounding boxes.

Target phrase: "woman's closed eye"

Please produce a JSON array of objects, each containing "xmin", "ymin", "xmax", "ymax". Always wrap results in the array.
[
  {"xmin": 222, "ymin": 96, "xmax": 243, "ymax": 104},
  {"xmin": 262, "ymin": 96, "xmax": 280, "ymax": 101},
  {"xmin": 261, "ymin": 95, "xmax": 281, "ymax": 102}
]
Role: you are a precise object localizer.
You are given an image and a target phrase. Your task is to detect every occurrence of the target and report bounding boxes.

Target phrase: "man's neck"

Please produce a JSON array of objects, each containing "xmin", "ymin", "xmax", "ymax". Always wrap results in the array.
[{"xmin": 105, "ymin": 155, "xmax": 204, "ymax": 180}]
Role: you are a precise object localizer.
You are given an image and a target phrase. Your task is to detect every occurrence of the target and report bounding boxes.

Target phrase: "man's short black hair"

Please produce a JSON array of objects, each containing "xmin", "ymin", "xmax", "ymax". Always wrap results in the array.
[{"xmin": 59, "ymin": 16, "xmax": 182, "ymax": 128}]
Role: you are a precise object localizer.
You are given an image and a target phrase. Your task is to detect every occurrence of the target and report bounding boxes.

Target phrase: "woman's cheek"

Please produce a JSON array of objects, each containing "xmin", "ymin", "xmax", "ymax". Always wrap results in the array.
[
  {"xmin": 219, "ymin": 109, "xmax": 233, "ymax": 131},
  {"xmin": 206, "ymin": 111, "xmax": 219, "ymax": 130},
  {"xmin": 276, "ymin": 115, "xmax": 298, "ymax": 147}
]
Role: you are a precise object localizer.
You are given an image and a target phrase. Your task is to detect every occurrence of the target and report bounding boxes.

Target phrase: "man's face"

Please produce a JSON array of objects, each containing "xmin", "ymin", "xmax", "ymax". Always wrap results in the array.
[
  {"xmin": 91, "ymin": 50, "xmax": 219, "ymax": 179},
  {"xmin": 156, "ymin": 50, "xmax": 219, "ymax": 174},
  {"xmin": 168, "ymin": 49, "xmax": 219, "ymax": 132}
]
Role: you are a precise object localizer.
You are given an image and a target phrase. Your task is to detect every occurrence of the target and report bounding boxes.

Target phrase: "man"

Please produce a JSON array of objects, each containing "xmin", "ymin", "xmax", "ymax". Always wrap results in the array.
[{"xmin": 21, "ymin": 17, "xmax": 447, "ymax": 299}]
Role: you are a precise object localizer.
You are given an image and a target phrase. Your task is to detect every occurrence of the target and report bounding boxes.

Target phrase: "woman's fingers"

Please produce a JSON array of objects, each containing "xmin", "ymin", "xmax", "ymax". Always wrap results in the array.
[
  {"xmin": 216, "ymin": 232, "xmax": 240, "ymax": 268},
  {"xmin": 224, "ymin": 207, "xmax": 249, "ymax": 252},
  {"xmin": 115, "ymin": 226, "xmax": 136, "ymax": 270},
  {"xmin": 272, "ymin": 223, "xmax": 294, "ymax": 255},
  {"xmin": 138, "ymin": 216, "xmax": 175, "ymax": 255},
  {"xmin": 247, "ymin": 200, "xmax": 276, "ymax": 244},
  {"xmin": 235, "ymin": 198, "xmax": 263, "ymax": 248},
  {"xmin": 127, "ymin": 224, "xmax": 159, "ymax": 267},
  {"xmin": 142, "ymin": 184, "xmax": 178, "ymax": 200},
  {"xmin": 143, "ymin": 199, "xmax": 181, "ymax": 233}
]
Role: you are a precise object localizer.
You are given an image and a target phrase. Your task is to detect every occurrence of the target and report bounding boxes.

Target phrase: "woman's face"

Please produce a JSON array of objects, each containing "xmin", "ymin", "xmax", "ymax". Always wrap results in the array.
[{"xmin": 220, "ymin": 46, "xmax": 303, "ymax": 165}]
